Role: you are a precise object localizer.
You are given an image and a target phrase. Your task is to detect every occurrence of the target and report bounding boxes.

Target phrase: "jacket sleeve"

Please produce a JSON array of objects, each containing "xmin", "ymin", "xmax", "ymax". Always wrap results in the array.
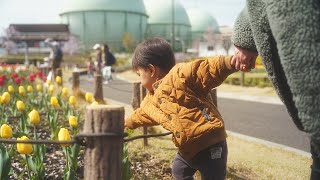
[
  {"xmin": 189, "ymin": 56, "xmax": 237, "ymax": 95},
  {"xmin": 125, "ymin": 106, "xmax": 159, "ymax": 129},
  {"xmin": 232, "ymin": 7, "xmax": 257, "ymax": 52}
]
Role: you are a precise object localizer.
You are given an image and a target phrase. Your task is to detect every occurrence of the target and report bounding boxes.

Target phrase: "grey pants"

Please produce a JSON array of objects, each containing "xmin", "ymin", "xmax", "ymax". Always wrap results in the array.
[{"xmin": 172, "ymin": 141, "xmax": 228, "ymax": 180}]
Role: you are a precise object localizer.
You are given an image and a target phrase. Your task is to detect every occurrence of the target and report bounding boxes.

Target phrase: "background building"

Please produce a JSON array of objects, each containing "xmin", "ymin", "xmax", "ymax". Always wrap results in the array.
[
  {"xmin": 60, "ymin": 0, "xmax": 148, "ymax": 51},
  {"xmin": 186, "ymin": 8, "xmax": 220, "ymax": 42},
  {"xmin": 144, "ymin": 0, "xmax": 191, "ymax": 51}
]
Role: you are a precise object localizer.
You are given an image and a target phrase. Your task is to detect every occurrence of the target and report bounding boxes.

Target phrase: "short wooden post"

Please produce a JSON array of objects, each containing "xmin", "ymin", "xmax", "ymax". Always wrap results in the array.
[
  {"xmin": 240, "ymin": 72, "xmax": 245, "ymax": 86},
  {"xmin": 84, "ymin": 105, "xmax": 125, "ymax": 180},
  {"xmin": 72, "ymin": 71, "xmax": 80, "ymax": 95},
  {"xmin": 131, "ymin": 82, "xmax": 141, "ymax": 110},
  {"xmin": 209, "ymin": 89, "xmax": 218, "ymax": 107},
  {"xmin": 94, "ymin": 74, "xmax": 105, "ymax": 104},
  {"xmin": 56, "ymin": 68, "xmax": 63, "ymax": 86},
  {"xmin": 140, "ymin": 86, "xmax": 148, "ymax": 147}
]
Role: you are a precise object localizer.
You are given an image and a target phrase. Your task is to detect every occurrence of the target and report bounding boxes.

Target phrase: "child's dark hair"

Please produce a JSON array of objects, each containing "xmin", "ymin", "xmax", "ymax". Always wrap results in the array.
[{"xmin": 132, "ymin": 37, "xmax": 175, "ymax": 73}]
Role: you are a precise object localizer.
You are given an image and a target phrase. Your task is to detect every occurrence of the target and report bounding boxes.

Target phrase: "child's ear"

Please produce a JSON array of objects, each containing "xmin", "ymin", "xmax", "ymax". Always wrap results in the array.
[{"xmin": 147, "ymin": 64, "xmax": 156, "ymax": 77}]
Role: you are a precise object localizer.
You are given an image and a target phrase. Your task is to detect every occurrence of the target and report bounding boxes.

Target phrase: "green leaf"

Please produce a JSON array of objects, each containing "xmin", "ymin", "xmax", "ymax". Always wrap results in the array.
[
  {"xmin": 26, "ymin": 156, "xmax": 37, "ymax": 173},
  {"xmin": 0, "ymin": 144, "xmax": 12, "ymax": 179}
]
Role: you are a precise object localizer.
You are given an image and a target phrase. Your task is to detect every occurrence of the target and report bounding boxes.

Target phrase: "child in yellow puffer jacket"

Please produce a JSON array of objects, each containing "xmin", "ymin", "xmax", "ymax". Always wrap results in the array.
[{"xmin": 125, "ymin": 37, "xmax": 237, "ymax": 180}]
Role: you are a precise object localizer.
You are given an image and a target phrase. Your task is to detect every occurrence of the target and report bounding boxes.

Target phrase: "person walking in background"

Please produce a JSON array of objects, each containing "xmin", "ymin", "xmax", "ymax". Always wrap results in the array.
[
  {"xmin": 102, "ymin": 44, "xmax": 116, "ymax": 84},
  {"xmin": 125, "ymin": 37, "xmax": 237, "ymax": 180},
  {"xmin": 44, "ymin": 38, "xmax": 63, "ymax": 80},
  {"xmin": 232, "ymin": 1, "xmax": 320, "ymax": 179},
  {"xmin": 93, "ymin": 44, "xmax": 102, "ymax": 74},
  {"xmin": 87, "ymin": 57, "xmax": 94, "ymax": 79}
]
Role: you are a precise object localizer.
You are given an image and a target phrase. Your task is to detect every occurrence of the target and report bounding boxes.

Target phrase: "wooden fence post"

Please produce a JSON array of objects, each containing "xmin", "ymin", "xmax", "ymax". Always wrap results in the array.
[
  {"xmin": 131, "ymin": 82, "xmax": 141, "ymax": 110},
  {"xmin": 84, "ymin": 105, "xmax": 125, "ymax": 180},
  {"xmin": 140, "ymin": 86, "xmax": 148, "ymax": 147},
  {"xmin": 209, "ymin": 89, "xmax": 218, "ymax": 107},
  {"xmin": 72, "ymin": 71, "xmax": 80, "ymax": 95},
  {"xmin": 240, "ymin": 72, "xmax": 245, "ymax": 87},
  {"xmin": 94, "ymin": 73, "xmax": 105, "ymax": 104}
]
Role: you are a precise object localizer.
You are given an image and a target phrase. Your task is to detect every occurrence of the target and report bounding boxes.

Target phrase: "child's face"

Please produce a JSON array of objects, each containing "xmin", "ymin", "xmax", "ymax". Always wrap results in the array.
[{"xmin": 135, "ymin": 67, "xmax": 157, "ymax": 92}]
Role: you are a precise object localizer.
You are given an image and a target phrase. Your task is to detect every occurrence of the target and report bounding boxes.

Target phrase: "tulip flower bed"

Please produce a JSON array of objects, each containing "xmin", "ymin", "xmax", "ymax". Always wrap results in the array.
[{"xmin": 0, "ymin": 64, "xmax": 98, "ymax": 179}]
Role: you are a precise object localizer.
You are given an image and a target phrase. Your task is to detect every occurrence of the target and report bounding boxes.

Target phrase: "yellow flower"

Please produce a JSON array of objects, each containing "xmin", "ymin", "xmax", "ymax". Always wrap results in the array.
[
  {"xmin": 46, "ymin": 79, "xmax": 52, "ymax": 86},
  {"xmin": 17, "ymin": 136, "xmax": 33, "ymax": 155},
  {"xmin": 8, "ymin": 85, "xmax": 15, "ymax": 94},
  {"xmin": 1, "ymin": 92, "xmax": 10, "ymax": 104},
  {"xmin": 19, "ymin": 86, "xmax": 26, "ymax": 96},
  {"xmin": 0, "ymin": 124, "xmax": 12, "ymax": 139},
  {"xmin": 69, "ymin": 96, "xmax": 76, "ymax": 106},
  {"xmin": 50, "ymin": 96, "xmax": 59, "ymax": 108},
  {"xmin": 55, "ymin": 76, "xmax": 62, "ymax": 85},
  {"xmin": 16, "ymin": 100, "xmax": 25, "ymax": 111},
  {"xmin": 68, "ymin": 116, "xmax": 78, "ymax": 128},
  {"xmin": 85, "ymin": 92, "xmax": 93, "ymax": 103},
  {"xmin": 48, "ymin": 85, "xmax": 55, "ymax": 94},
  {"xmin": 62, "ymin": 87, "xmax": 69, "ymax": 97},
  {"xmin": 27, "ymin": 85, "xmax": 33, "ymax": 93},
  {"xmin": 36, "ymin": 84, "xmax": 42, "ymax": 91},
  {"xmin": 28, "ymin": 109, "xmax": 40, "ymax": 126},
  {"xmin": 91, "ymin": 101, "xmax": 99, "ymax": 105},
  {"xmin": 58, "ymin": 128, "xmax": 71, "ymax": 147}
]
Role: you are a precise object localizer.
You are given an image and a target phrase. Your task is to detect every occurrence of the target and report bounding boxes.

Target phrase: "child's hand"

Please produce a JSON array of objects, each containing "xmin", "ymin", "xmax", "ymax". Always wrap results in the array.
[{"xmin": 231, "ymin": 46, "xmax": 258, "ymax": 72}]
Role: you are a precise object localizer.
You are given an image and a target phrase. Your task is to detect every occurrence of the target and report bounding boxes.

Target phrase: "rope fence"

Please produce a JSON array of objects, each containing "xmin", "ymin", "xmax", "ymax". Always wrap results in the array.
[{"xmin": 0, "ymin": 131, "xmax": 172, "ymax": 145}]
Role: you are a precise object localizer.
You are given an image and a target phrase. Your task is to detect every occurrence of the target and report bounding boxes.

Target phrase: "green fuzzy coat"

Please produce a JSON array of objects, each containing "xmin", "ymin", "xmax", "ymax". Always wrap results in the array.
[{"xmin": 233, "ymin": 0, "xmax": 320, "ymax": 150}]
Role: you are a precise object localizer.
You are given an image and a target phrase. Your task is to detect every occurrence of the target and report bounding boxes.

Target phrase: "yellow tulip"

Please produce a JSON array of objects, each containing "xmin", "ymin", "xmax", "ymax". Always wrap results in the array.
[
  {"xmin": 46, "ymin": 79, "xmax": 52, "ymax": 85},
  {"xmin": 91, "ymin": 101, "xmax": 99, "ymax": 105},
  {"xmin": 28, "ymin": 109, "xmax": 40, "ymax": 126},
  {"xmin": 0, "ymin": 95, "xmax": 2, "ymax": 104},
  {"xmin": 58, "ymin": 128, "xmax": 71, "ymax": 147},
  {"xmin": 27, "ymin": 85, "xmax": 33, "ymax": 93},
  {"xmin": 50, "ymin": 96, "xmax": 59, "ymax": 108},
  {"xmin": 85, "ymin": 92, "xmax": 93, "ymax": 103},
  {"xmin": 8, "ymin": 85, "xmax": 15, "ymax": 94},
  {"xmin": 19, "ymin": 86, "xmax": 26, "ymax": 96},
  {"xmin": 17, "ymin": 136, "xmax": 33, "ymax": 154},
  {"xmin": 55, "ymin": 76, "xmax": 62, "ymax": 85},
  {"xmin": 0, "ymin": 124, "xmax": 12, "ymax": 139},
  {"xmin": 69, "ymin": 96, "xmax": 76, "ymax": 106},
  {"xmin": 48, "ymin": 85, "xmax": 55, "ymax": 94},
  {"xmin": 62, "ymin": 87, "xmax": 69, "ymax": 97},
  {"xmin": 68, "ymin": 116, "xmax": 78, "ymax": 128},
  {"xmin": 1, "ymin": 92, "xmax": 10, "ymax": 104},
  {"xmin": 36, "ymin": 84, "xmax": 42, "ymax": 91},
  {"xmin": 16, "ymin": 100, "xmax": 25, "ymax": 111}
]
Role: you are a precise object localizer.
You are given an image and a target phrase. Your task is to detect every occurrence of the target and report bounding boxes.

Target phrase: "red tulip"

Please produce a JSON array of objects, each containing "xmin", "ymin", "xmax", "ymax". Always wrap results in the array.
[
  {"xmin": 0, "ymin": 78, "xmax": 5, "ymax": 86},
  {"xmin": 14, "ymin": 77, "xmax": 21, "ymax": 85}
]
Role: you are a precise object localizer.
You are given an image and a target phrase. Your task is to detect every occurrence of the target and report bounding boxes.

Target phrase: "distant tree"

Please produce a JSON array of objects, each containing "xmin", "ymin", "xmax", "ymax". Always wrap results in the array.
[
  {"xmin": 122, "ymin": 32, "xmax": 136, "ymax": 53},
  {"xmin": 222, "ymin": 35, "xmax": 232, "ymax": 55},
  {"xmin": 3, "ymin": 41, "xmax": 16, "ymax": 54},
  {"xmin": 63, "ymin": 34, "xmax": 82, "ymax": 55},
  {"xmin": 2, "ymin": 27, "xmax": 17, "ymax": 54}
]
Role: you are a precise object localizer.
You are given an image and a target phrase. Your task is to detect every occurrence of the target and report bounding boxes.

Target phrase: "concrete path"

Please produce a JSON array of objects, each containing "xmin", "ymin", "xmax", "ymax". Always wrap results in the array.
[{"xmin": 79, "ymin": 73, "xmax": 311, "ymax": 157}]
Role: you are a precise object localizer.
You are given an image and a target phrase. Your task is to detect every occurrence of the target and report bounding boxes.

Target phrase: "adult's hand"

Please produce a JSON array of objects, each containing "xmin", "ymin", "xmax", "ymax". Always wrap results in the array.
[{"xmin": 231, "ymin": 46, "xmax": 258, "ymax": 72}]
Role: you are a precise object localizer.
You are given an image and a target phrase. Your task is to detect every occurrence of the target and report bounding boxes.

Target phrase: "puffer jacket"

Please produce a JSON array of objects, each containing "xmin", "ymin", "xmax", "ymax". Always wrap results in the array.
[{"xmin": 126, "ymin": 56, "xmax": 236, "ymax": 160}]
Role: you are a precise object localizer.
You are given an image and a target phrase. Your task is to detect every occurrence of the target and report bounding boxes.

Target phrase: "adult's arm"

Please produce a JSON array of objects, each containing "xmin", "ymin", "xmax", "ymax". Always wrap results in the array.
[{"xmin": 264, "ymin": 0, "xmax": 320, "ymax": 148}]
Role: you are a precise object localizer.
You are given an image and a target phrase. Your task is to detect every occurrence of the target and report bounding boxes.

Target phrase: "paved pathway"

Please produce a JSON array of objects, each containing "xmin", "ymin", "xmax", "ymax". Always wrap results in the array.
[{"xmin": 79, "ymin": 74, "xmax": 310, "ymax": 154}]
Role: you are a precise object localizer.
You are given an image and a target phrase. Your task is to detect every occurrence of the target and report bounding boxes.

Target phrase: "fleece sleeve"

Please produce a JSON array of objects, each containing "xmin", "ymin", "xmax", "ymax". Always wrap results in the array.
[
  {"xmin": 232, "ymin": 7, "xmax": 257, "ymax": 52},
  {"xmin": 125, "ymin": 106, "xmax": 159, "ymax": 129},
  {"xmin": 264, "ymin": 0, "xmax": 320, "ymax": 150},
  {"xmin": 189, "ymin": 56, "xmax": 237, "ymax": 95}
]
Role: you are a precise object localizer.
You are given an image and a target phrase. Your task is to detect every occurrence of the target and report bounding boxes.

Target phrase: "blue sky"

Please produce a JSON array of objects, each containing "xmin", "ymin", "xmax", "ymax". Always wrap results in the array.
[{"xmin": 0, "ymin": 0, "xmax": 245, "ymax": 35}]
